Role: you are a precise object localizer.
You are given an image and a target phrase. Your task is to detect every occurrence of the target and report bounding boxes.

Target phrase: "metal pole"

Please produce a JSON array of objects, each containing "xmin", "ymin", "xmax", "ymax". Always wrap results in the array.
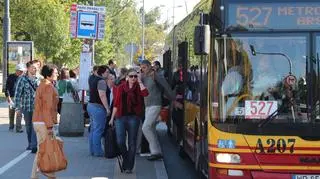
[
  {"xmin": 142, "ymin": 0, "xmax": 145, "ymax": 60},
  {"xmin": 92, "ymin": 0, "xmax": 95, "ymax": 64},
  {"xmin": 173, "ymin": 0, "xmax": 175, "ymax": 27},
  {"xmin": 184, "ymin": 0, "xmax": 188, "ymax": 14},
  {"xmin": 2, "ymin": 0, "xmax": 10, "ymax": 92},
  {"xmin": 130, "ymin": 42, "xmax": 133, "ymax": 66}
]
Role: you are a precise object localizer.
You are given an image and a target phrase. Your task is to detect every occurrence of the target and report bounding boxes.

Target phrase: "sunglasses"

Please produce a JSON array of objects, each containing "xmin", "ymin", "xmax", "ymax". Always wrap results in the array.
[{"xmin": 129, "ymin": 75, "xmax": 138, "ymax": 78}]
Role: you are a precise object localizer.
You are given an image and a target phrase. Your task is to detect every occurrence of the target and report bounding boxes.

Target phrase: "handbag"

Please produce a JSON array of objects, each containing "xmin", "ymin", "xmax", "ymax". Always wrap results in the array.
[
  {"xmin": 38, "ymin": 135, "xmax": 68, "ymax": 173},
  {"xmin": 62, "ymin": 81, "xmax": 75, "ymax": 103},
  {"xmin": 104, "ymin": 125, "xmax": 123, "ymax": 172},
  {"xmin": 104, "ymin": 125, "xmax": 121, "ymax": 158}
]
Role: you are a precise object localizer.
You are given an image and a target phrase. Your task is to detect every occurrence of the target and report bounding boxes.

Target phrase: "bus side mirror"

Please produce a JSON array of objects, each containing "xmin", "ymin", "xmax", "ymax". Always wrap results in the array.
[{"xmin": 194, "ymin": 24, "xmax": 210, "ymax": 55}]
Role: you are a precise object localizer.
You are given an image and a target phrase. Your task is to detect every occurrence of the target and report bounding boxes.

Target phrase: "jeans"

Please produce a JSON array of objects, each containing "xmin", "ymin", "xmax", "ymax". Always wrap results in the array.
[
  {"xmin": 87, "ymin": 103, "xmax": 106, "ymax": 157},
  {"xmin": 23, "ymin": 110, "xmax": 37, "ymax": 149},
  {"xmin": 115, "ymin": 115, "xmax": 140, "ymax": 171},
  {"xmin": 142, "ymin": 106, "xmax": 162, "ymax": 155}
]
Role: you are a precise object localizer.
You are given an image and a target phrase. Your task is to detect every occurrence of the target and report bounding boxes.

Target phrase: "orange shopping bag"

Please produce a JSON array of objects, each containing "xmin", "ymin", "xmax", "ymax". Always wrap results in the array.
[{"xmin": 38, "ymin": 135, "xmax": 68, "ymax": 173}]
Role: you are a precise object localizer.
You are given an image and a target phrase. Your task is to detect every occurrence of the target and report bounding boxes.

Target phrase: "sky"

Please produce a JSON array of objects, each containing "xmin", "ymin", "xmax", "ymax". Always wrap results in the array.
[{"xmin": 136, "ymin": 0, "xmax": 201, "ymax": 26}]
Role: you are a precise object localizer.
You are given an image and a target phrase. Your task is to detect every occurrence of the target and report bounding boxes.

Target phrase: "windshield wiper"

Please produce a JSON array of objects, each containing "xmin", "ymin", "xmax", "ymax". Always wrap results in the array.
[
  {"xmin": 248, "ymin": 23, "xmax": 275, "ymax": 32},
  {"xmin": 258, "ymin": 88, "xmax": 297, "ymax": 128},
  {"xmin": 258, "ymin": 108, "xmax": 280, "ymax": 128}
]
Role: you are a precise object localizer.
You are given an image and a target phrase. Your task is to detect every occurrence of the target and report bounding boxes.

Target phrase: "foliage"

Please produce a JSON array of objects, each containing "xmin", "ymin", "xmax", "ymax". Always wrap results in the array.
[
  {"xmin": 10, "ymin": 0, "xmax": 76, "ymax": 67},
  {"xmin": 134, "ymin": 6, "xmax": 167, "ymax": 63},
  {"xmin": 165, "ymin": 0, "xmax": 212, "ymax": 67},
  {"xmin": 0, "ymin": 0, "xmax": 167, "ymax": 69}
]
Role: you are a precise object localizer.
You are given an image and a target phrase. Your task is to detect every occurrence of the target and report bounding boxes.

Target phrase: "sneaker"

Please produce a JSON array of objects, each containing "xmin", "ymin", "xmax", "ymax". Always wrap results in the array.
[
  {"xmin": 124, "ymin": 169, "xmax": 132, "ymax": 174},
  {"xmin": 26, "ymin": 146, "xmax": 31, "ymax": 150},
  {"xmin": 16, "ymin": 129, "xmax": 23, "ymax": 133},
  {"xmin": 31, "ymin": 148, "xmax": 37, "ymax": 153},
  {"xmin": 139, "ymin": 153, "xmax": 151, "ymax": 157},
  {"xmin": 147, "ymin": 154, "xmax": 163, "ymax": 161}
]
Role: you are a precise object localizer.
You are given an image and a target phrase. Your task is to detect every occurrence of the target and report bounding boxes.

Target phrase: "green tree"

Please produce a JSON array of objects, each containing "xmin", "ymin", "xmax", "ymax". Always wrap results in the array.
[
  {"xmin": 135, "ymin": 6, "xmax": 167, "ymax": 63},
  {"xmin": 10, "ymin": 0, "xmax": 80, "ymax": 67},
  {"xmin": 3, "ymin": 0, "xmax": 167, "ymax": 69}
]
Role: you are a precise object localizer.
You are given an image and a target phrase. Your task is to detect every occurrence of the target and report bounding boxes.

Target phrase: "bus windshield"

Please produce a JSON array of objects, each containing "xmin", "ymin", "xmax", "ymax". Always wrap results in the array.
[{"xmin": 213, "ymin": 34, "xmax": 320, "ymax": 134}]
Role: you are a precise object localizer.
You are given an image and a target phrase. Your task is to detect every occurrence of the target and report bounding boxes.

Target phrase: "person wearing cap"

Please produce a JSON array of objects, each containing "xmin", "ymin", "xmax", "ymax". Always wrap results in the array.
[
  {"xmin": 5, "ymin": 63, "xmax": 26, "ymax": 133},
  {"xmin": 140, "ymin": 59, "xmax": 182, "ymax": 161}
]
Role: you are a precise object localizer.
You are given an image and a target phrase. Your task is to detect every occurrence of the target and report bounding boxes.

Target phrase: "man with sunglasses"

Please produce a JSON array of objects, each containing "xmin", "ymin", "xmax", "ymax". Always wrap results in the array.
[{"xmin": 139, "ymin": 60, "xmax": 182, "ymax": 161}]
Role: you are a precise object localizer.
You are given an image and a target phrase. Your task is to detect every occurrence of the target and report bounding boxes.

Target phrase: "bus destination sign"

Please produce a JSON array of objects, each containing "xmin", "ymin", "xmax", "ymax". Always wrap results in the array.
[{"xmin": 228, "ymin": 2, "xmax": 320, "ymax": 30}]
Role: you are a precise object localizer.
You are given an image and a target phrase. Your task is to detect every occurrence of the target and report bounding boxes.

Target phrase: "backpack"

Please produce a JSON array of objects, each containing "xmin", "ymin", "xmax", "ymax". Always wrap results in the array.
[{"xmin": 151, "ymin": 72, "xmax": 170, "ymax": 107}]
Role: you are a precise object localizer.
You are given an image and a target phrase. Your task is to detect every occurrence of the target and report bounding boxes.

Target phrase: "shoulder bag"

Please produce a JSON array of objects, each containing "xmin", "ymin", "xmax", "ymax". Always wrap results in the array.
[
  {"xmin": 38, "ymin": 135, "xmax": 68, "ymax": 173},
  {"xmin": 62, "ymin": 80, "xmax": 75, "ymax": 103}
]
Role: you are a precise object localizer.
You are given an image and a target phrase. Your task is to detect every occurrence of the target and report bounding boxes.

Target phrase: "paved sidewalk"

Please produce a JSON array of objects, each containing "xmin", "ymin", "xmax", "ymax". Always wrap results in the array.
[{"xmin": 0, "ymin": 102, "xmax": 168, "ymax": 179}]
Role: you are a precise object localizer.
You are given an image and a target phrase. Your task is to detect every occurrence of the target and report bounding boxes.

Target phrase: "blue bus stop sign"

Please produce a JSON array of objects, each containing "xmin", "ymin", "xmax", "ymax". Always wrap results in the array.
[
  {"xmin": 77, "ymin": 12, "xmax": 98, "ymax": 39},
  {"xmin": 138, "ymin": 56, "xmax": 144, "ymax": 63}
]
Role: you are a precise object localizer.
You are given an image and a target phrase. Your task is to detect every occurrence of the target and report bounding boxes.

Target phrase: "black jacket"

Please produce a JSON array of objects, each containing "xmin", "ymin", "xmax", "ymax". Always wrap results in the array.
[{"xmin": 5, "ymin": 73, "xmax": 19, "ymax": 98}]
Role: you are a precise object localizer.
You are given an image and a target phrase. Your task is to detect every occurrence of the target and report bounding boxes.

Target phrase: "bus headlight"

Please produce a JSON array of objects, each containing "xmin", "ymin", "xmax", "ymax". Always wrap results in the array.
[{"xmin": 215, "ymin": 153, "xmax": 241, "ymax": 163}]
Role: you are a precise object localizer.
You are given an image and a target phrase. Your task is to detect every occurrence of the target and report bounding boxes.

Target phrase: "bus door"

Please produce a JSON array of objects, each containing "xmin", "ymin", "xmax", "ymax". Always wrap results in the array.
[
  {"xmin": 314, "ymin": 34, "xmax": 320, "ymax": 121},
  {"xmin": 163, "ymin": 50, "xmax": 172, "ymax": 131},
  {"xmin": 171, "ymin": 42, "xmax": 188, "ymax": 154}
]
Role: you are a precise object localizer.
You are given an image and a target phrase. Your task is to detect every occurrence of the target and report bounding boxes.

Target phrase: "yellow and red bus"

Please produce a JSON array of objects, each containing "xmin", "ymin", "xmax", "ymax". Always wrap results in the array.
[{"xmin": 165, "ymin": 0, "xmax": 320, "ymax": 178}]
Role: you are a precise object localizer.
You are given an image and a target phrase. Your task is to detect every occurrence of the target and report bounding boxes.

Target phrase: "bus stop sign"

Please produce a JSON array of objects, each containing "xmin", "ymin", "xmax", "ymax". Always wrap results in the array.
[
  {"xmin": 285, "ymin": 75, "xmax": 297, "ymax": 86},
  {"xmin": 70, "ymin": 4, "xmax": 106, "ymax": 40}
]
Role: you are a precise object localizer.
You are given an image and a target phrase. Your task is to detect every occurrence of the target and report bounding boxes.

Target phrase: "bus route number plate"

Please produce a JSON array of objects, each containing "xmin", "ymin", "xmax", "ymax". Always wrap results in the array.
[
  {"xmin": 245, "ymin": 100, "xmax": 277, "ymax": 119},
  {"xmin": 293, "ymin": 175, "xmax": 320, "ymax": 179}
]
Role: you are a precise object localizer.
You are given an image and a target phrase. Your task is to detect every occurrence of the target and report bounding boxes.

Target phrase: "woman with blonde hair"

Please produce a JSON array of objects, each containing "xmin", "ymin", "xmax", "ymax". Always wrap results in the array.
[{"xmin": 109, "ymin": 68, "xmax": 148, "ymax": 173}]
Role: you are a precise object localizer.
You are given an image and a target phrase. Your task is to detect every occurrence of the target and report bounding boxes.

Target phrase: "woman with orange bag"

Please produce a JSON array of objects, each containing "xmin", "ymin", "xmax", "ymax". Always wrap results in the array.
[{"xmin": 31, "ymin": 64, "xmax": 60, "ymax": 179}]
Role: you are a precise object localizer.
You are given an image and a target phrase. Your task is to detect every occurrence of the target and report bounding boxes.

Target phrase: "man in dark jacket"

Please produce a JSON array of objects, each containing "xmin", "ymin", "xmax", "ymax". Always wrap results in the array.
[
  {"xmin": 5, "ymin": 63, "xmax": 26, "ymax": 132},
  {"xmin": 108, "ymin": 59, "xmax": 117, "ymax": 78}
]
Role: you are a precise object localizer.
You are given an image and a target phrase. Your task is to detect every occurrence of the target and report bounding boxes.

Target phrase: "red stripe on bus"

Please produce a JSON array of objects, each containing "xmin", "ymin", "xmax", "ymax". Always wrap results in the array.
[{"xmin": 209, "ymin": 144, "xmax": 320, "ymax": 151}]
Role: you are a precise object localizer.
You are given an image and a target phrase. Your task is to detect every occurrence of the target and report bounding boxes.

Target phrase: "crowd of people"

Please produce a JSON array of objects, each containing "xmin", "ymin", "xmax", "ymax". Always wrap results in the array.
[
  {"xmin": 5, "ymin": 58, "xmax": 184, "ymax": 177},
  {"xmin": 88, "ymin": 59, "xmax": 183, "ymax": 173},
  {"xmin": 5, "ymin": 60, "xmax": 78, "ymax": 178}
]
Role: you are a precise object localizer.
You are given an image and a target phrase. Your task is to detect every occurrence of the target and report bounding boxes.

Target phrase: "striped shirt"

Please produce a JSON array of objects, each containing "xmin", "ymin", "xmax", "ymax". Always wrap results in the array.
[{"xmin": 14, "ymin": 75, "xmax": 39, "ymax": 112}]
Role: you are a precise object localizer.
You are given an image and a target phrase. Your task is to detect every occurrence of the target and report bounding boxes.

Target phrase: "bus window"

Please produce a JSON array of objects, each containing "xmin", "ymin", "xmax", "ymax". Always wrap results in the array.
[{"xmin": 216, "ymin": 34, "xmax": 309, "ymax": 125}]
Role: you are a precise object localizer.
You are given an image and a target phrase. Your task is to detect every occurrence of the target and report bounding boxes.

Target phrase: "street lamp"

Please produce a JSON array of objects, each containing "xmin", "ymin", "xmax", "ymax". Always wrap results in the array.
[
  {"xmin": 142, "ymin": 0, "xmax": 145, "ymax": 61},
  {"xmin": 141, "ymin": 3, "xmax": 166, "ymax": 61},
  {"xmin": 250, "ymin": 45, "xmax": 293, "ymax": 75},
  {"xmin": 171, "ymin": 0, "xmax": 183, "ymax": 29}
]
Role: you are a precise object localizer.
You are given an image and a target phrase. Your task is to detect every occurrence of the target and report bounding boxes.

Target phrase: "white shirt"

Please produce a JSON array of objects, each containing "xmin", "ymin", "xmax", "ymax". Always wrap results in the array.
[{"xmin": 109, "ymin": 87, "xmax": 113, "ymax": 106}]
